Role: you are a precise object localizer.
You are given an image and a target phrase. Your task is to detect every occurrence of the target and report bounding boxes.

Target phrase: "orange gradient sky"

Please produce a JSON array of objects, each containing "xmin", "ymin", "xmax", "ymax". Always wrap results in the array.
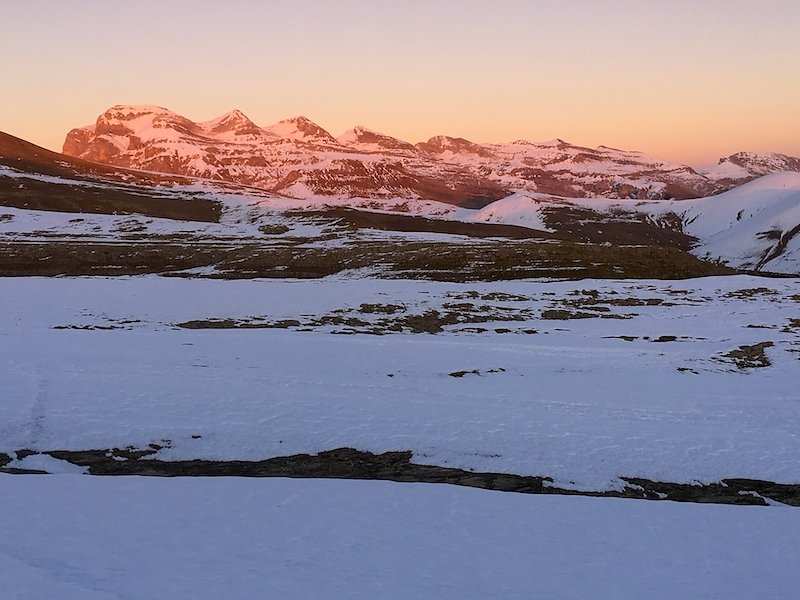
[{"xmin": 2, "ymin": 0, "xmax": 798, "ymax": 166}]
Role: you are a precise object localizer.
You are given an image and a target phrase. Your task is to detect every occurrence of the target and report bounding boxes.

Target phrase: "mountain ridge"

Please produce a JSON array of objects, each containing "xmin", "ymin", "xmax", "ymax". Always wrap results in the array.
[{"xmin": 61, "ymin": 104, "xmax": 800, "ymax": 207}]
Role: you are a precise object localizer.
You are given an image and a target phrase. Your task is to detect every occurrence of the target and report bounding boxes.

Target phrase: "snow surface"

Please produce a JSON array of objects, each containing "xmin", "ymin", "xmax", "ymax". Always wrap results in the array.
[
  {"xmin": 469, "ymin": 191, "xmax": 554, "ymax": 231},
  {"xmin": 1, "ymin": 476, "xmax": 799, "ymax": 600},
  {"xmin": 697, "ymin": 160, "xmax": 752, "ymax": 181},
  {"xmin": 1, "ymin": 275, "xmax": 798, "ymax": 490},
  {"xmin": 675, "ymin": 172, "xmax": 800, "ymax": 272}
]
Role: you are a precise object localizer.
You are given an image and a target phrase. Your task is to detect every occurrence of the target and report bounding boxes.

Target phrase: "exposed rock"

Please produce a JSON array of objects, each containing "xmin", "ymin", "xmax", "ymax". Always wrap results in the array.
[{"xmin": 11, "ymin": 447, "xmax": 795, "ymax": 507}]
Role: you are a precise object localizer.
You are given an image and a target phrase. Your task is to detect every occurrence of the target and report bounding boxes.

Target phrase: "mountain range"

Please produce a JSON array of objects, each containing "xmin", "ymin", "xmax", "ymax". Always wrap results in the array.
[
  {"xmin": 63, "ymin": 105, "xmax": 800, "ymax": 207},
  {"xmin": 1, "ymin": 122, "xmax": 798, "ymax": 275}
]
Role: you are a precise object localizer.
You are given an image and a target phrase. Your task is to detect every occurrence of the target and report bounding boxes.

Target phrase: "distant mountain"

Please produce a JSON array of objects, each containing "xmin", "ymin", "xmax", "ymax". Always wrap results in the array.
[
  {"xmin": 63, "ymin": 105, "xmax": 800, "ymax": 205},
  {"xmin": 698, "ymin": 152, "xmax": 800, "ymax": 182},
  {"xmin": 62, "ymin": 105, "xmax": 507, "ymax": 208}
]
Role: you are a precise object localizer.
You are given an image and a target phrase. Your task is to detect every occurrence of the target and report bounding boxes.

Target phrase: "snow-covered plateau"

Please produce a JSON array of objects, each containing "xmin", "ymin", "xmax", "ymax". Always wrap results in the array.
[
  {"xmin": 2, "ymin": 275, "xmax": 798, "ymax": 489},
  {"xmin": 2, "ymin": 273, "xmax": 799, "ymax": 598}
]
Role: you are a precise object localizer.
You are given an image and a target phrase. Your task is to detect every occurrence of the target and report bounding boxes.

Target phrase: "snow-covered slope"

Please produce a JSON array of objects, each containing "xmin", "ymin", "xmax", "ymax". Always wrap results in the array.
[
  {"xmin": 465, "ymin": 173, "xmax": 800, "ymax": 274},
  {"xmin": 672, "ymin": 172, "xmax": 800, "ymax": 272},
  {"xmin": 700, "ymin": 152, "xmax": 800, "ymax": 181},
  {"xmin": 63, "ymin": 105, "xmax": 798, "ymax": 204},
  {"xmin": 3, "ymin": 477, "xmax": 799, "ymax": 600}
]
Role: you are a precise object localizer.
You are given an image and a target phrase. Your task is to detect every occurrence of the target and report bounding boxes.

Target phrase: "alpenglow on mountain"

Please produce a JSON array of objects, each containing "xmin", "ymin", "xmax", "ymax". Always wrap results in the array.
[{"xmin": 63, "ymin": 105, "xmax": 800, "ymax": 207}]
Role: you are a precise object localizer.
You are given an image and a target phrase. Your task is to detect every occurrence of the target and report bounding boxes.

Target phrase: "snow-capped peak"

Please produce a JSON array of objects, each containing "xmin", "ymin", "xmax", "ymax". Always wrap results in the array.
[
  {"xmin": 204, "ymin": 108, "xmax": 251, "ymax": 125},
  {"xmin": 337, "ymin": 126, "xmax": 417, "ymax": 152},
  {"xmin": 103, "ymin": 104, "xmax": 178, "ymax": 118},
  {"xmin": 93, "ymin": 104, "xmax": 197, "ymax": 140},
  {"xmin": 721, "ymin": 152, "xmax": 800, "ymax": 176},
  {"xmin": 264, "ymin": 116, "xmax": 337, "ymax": 143},
  {"xmin": 697, "ymin": 152, "xmax": 800, "ymax": 182},
  {"xmin": 336, "ymin": 126, "xmax": 372, "ymax": 146},
  {"xmin": 198, "ymin": 109, "xmax": 264, "ymax": 138},
  {"xmin": 417, "ymin": 135, "xmax": 493, "ymax": 158}
]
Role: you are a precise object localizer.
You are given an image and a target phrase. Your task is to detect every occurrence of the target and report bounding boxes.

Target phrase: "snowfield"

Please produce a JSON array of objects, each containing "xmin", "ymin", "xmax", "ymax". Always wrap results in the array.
[
  {"xmin": 2, "ymin": 271, "xmax": 799, "ymax": 598},
  {"xmin": 1, "ymin": 476, "xmax": 799, "ymax": 600},
  {"xmin": 1, "ymin": 275, "xmax": 798, "ymax": 490}
]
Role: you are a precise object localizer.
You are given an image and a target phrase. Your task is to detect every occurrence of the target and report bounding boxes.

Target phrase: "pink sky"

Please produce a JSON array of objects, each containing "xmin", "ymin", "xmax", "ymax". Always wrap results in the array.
[{"xmin": 2, "ymin": 0, "xmax": 798, "ymax": 166}]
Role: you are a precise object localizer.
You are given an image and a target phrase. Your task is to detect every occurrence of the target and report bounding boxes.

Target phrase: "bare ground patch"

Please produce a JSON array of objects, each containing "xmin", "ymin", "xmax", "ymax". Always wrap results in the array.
[
  {"xmin": 718, "ymin": 341, "xmax": 775, "ymax": 369},
  {"xmin": 0, "ymin": 237, "xmax": 736, "ymax": 281}
]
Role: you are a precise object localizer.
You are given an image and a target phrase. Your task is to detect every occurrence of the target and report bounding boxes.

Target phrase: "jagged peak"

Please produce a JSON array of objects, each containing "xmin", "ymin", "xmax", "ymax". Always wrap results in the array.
[
  {"xmin": 286, "ymin": 115, "xmax": 314, "ymax": 125},
  {"xmin": 215, "ymin": 108, "xmax": 250, "ymax": 123},
  {"xmin": 201, "ymin": 108, "xmax": 253, "ymax": 124},
  {"xmin": 425, "ymin": 134, "xmax": 468, "ymax": 144},
  {"xmin": 722, "ymin": 151, "xmax": 791, "ymax": 163},
  {"xmin": 271, "ymin": 115, "xmax": 320, "ymax": 129}
]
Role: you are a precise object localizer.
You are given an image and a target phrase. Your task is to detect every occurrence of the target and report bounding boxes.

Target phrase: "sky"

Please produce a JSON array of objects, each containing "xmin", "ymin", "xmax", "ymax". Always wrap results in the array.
[{"xmin": 1, "ymin": 0, "xmax": 798, "ymax": 166}]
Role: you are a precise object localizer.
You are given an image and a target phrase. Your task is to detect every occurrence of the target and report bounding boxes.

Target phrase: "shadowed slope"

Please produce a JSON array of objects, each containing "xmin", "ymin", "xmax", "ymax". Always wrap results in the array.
[{"xmin": 1, "ymin": 131, "xmax": 221, "ymax": 222}]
